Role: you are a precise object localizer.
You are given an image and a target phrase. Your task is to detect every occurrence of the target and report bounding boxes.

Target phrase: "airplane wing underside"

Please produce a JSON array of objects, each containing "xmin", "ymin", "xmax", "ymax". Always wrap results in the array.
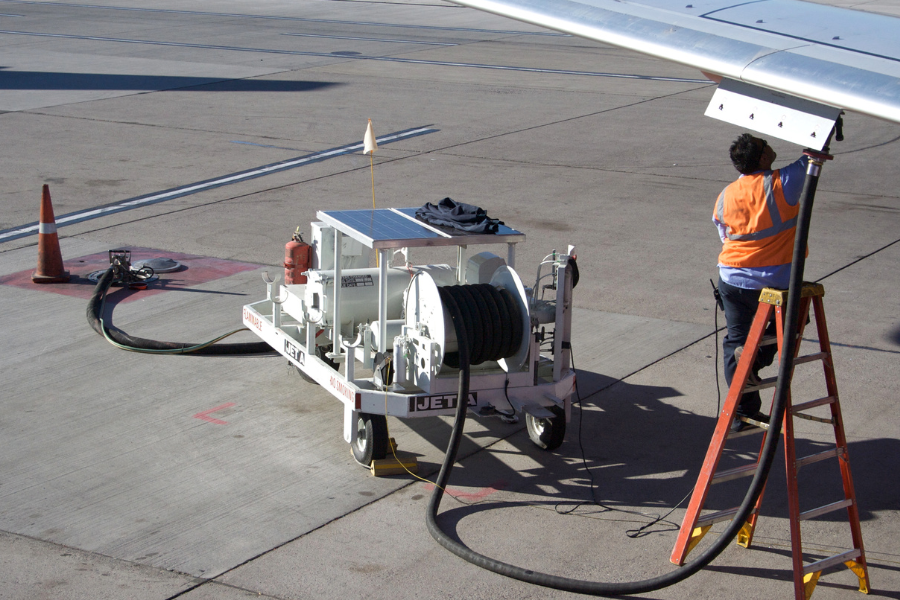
[{"xmin": 448, "ymin": 0, "xmax": 900, "ymax": 125}]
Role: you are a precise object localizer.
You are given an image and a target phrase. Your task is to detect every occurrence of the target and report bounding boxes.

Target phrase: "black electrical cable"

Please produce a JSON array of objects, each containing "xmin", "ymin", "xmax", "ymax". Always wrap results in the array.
[
  {"xmin": 86, "ymin": 267, "xmax": 275, "ymax": 355},
  {"xmin": 425, "ymin": 197, "xmax": 816, "ymax": 594},
  {"xmin": 553, "ymin": 349, "xmax": 688, "ymax": 536},
  {"xmin": 711, "ymin": 279, "xmax": 724, "ymax": 416}
]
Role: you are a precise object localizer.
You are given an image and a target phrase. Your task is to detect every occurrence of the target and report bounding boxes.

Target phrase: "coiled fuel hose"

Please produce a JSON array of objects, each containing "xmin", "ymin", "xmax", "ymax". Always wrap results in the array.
[
  {"xmin": 86, "ymin": 267, "xmax": 274, "ymax": 355},
  {"xmin": 439, "ymin": 284, "xmax": 523, "ymax": 368}
]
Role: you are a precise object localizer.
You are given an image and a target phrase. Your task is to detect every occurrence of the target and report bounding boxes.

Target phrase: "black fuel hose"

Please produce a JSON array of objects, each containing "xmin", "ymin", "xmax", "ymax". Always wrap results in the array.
[
  {"xmin": 426, "ymin": 284, "xmax": 789, "ymax": 594},
  {"xmin": 87, "ymin": 267, "xmax": 275, "ymax": 355},
  {"xmin": 425, "ymin": 175, "xmax": 818, "ymax": 593}
]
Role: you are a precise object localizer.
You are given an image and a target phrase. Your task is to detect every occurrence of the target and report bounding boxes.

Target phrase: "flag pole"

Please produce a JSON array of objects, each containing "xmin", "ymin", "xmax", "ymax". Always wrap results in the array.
[
  {"xmin": 370, "ymin": 152, "xmax": 375, "ymax": 211},
  {"xmin": 363, "ymin": 119, "xmax": 379, "ymax": 266}
]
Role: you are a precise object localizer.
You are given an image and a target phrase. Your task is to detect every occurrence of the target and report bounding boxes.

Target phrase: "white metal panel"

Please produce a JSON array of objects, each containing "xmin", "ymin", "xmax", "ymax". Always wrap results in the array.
[{"xmin": 705, "ymin": 78, "xmax": 842, "ymax": 149}]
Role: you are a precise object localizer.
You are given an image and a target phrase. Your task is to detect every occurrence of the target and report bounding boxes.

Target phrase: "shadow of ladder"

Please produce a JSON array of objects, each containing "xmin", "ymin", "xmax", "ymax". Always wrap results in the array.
[{"xmin": 669, "ymin": 282, "xmax": 870, "ymax": 600}]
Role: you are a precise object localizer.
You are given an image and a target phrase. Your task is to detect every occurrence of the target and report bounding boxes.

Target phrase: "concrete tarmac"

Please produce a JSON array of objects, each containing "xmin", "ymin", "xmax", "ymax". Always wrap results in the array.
[{"xmin": 0, "ymin": 1, "xmax": 898, "ymax": 598}]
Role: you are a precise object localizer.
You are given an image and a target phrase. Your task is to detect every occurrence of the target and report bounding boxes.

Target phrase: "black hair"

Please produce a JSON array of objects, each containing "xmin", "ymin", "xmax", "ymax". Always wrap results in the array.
[{"xmin": 729, "ymin": 133, "xmax": 763, "ymax": 174}]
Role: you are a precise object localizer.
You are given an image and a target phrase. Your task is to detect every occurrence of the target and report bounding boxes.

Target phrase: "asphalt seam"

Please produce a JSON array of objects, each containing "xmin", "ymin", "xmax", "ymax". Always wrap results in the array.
[
  {"xmin": 0, "ymin": 529, "xmax": 208, "ymax": 588},
  {"xmin": 815, "ymin": 235, "xmax": 900, "ymax": 283}
]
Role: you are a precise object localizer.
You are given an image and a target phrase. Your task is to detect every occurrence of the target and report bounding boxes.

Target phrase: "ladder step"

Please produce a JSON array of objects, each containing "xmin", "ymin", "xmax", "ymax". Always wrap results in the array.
[
  {"xmin": 727, "ymin": 426, "xmax": 766, "ymax": 440},
  {"xmin": 796, "ymin": 447, "xmax": 844, "ymax": 470},
  {"xmin": 696, "ymin": 507, "xmax": 743, "ymax": 527},
  {"xmin": 793, "ymin": 351, "xmax": 828, "ymax": 366},
  {"xmin": 712, "ymin": 463, "xmax": 759, "ymax": 484},
  {"xmin": 743, "ymin": 375, "xmax": 777, "ymax": 393},
  {"xmin": 792, "ymin": 396, "xmax": 837, "ymax": 414},
  {"xmin": 802, "ymin": 548, "xmax": 861, "ymax": 575},
  {"xmin": 800, "ymin": 498, "xmax": 854, "ymax": 521},
  {"xmin": 736, "ymin": 414, "xmax": 770, "ymax": 431},
  {"xmin": 794, "ymin": 412, "xmax": 834, "ymax": 424}
]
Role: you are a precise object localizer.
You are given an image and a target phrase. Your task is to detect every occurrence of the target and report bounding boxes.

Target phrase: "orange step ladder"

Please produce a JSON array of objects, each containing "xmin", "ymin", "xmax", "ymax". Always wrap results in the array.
[{"xmin": 670, "ymin": 282, "xmax": 869, "ymax": 600}]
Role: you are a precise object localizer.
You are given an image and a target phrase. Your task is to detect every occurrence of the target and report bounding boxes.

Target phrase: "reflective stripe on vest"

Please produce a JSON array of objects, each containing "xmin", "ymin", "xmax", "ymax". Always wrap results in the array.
[{"xmin": 715, "ymin": 171, "xmax": 796, "ymax": 242}]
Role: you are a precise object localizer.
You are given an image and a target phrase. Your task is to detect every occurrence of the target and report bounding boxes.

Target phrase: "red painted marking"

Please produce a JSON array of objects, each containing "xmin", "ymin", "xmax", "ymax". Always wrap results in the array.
[
  {"xmin": 0, "ymin": 247, "xmax": 260, "ymax": 303},
  {"xmin": 424, "ymin": 480, "xmax": 507, "ymax": 501},
  {"xmin": 193, "ymin": 402, "xmax": 236, "ymax": 425}
]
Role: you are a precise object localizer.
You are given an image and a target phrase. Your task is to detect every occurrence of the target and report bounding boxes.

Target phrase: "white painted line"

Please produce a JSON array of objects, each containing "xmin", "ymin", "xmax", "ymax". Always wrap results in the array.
[{"xmin": 0, "ymin": 126, "xmax": 437, "ymax": 243}]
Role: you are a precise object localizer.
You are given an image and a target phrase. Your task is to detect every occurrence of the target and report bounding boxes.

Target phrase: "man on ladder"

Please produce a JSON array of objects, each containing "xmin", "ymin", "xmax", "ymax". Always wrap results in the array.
[
  {"xmin": 680, "ymin": 129, "xmax": 872, "ymax": 599},
  {"xmin": 714, "ymin": 134, "xmax": 809, "ymax": 431}
]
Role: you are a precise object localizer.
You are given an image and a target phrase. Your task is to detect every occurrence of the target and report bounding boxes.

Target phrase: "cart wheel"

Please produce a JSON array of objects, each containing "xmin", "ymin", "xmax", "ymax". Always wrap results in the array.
[
  {"xmin": 525, "ymin": 406, "xmax": 566, "ymax": 451},
  {"xmin": 352, "ymin": 413, "xmax": 389, "ymax": 465},
  {"xmin": 293, "ymin": 363, "xmax": 318, "ymax": 385}
]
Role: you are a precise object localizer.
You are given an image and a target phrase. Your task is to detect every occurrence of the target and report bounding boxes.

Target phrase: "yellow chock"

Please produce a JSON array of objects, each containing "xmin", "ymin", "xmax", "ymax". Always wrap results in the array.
[
  {"xmin": 685, "ymin": 525, "xmax": 711, "ymax": 556},
  {"xmin": 370, "ymin": 438, "xmax": 418, "ymax": 477},
  {"xmin": 736, "ymin": 521, "xmax": 754, "ymax": 548},
  {"xmin": 844, "ymin": 560, "xmax": 869, "ymax": 594},
  {"xmin": 370, "ymin": 453, "xmax": 418, "ymax": 477},
  {"xmin": 803, "ymin": 571, "xmax": 821, "ymax": 600}
]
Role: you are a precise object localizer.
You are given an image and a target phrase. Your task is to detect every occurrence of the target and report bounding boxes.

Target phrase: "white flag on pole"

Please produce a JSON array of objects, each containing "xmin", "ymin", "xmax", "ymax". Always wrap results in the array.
[{"xmin": 363, "ymin": 119, "xmax": 378, "ymax": 154}]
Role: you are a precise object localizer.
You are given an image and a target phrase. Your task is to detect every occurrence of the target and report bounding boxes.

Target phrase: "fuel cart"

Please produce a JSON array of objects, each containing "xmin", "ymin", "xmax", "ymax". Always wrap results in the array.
[{"xmin": 242, "ymin": 208, "xmax": 577, "ymax": 465}]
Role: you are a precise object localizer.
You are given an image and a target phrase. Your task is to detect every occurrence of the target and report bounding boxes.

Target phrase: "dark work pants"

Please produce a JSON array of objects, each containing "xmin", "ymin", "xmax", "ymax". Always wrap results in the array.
[{"xmin": 719, "ymin": 277, "xmax": 779, "ymax": 416}]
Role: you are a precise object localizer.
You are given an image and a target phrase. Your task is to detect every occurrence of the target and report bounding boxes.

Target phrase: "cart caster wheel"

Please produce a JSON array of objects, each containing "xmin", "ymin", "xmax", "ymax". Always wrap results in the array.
[
  {"xmin": 352, "ymin": 413, "xmax": 389, "ymax": 465},
  {"xmin": 526, "ymin": 406, "xmax": 566, "ymax": 451}
]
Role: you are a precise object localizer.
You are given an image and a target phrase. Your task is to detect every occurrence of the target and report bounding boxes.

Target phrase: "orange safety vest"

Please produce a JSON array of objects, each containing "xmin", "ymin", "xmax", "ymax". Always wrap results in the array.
[{"xmin": 714, "ymin": 170, "xmax": 801, "ymax": 268}]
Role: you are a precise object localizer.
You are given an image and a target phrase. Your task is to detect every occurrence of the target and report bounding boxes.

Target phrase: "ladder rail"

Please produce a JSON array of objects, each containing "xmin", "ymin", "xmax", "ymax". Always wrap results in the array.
[
  {"xmin": 811, "ymin": 296, "xmax": 870, "ymax": 592},
  {"xmin": 669, "ymin": 302, "xmax": 774, "ymax": 566}
]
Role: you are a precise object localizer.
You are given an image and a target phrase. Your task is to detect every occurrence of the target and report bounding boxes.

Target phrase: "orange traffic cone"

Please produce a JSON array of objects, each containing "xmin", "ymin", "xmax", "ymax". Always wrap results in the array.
[{"xmin": 32, "ymin": 184, "xmax": 70, "ymax": 284}]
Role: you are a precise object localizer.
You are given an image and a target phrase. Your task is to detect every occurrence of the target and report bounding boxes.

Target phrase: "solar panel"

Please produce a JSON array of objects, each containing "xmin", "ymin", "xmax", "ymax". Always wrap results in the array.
[{"xmin": 317, "ymin": 208, "xmax": 525, "ymax": 249}]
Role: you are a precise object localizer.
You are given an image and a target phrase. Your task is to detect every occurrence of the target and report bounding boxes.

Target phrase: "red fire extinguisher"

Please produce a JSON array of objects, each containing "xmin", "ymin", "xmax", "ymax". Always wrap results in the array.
[{"xmin": 284, "ymin": 227, "xmax": 311, "ymax": 284}]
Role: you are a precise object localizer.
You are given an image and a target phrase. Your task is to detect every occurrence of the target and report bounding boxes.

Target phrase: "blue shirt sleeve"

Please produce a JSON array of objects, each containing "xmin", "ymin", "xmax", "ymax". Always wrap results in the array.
[{"xmin": 779, "ymin": 155, "xmax": 810, "ymax": 206}]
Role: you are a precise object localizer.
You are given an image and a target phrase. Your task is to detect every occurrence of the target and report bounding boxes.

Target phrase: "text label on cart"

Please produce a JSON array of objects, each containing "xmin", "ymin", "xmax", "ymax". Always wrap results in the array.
[
  {"xmin": 285, "ymin": 339, "xmax": 305, "ymax": 365},
  {"xmin": 409, "ymin": 393, "xmax": 478, "ymax": 413}
]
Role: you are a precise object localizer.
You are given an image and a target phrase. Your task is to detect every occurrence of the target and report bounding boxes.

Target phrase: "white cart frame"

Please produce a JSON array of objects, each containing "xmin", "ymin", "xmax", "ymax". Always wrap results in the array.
[{"xmin": 242, "ymin": 208, "xmax": 576, "ymax": 458}]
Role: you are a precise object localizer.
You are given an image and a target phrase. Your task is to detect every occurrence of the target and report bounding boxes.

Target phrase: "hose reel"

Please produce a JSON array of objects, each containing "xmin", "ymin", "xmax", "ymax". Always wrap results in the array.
[{"xmin": 404, "ymin": 265, "xmax": 531, "ymax": 373}]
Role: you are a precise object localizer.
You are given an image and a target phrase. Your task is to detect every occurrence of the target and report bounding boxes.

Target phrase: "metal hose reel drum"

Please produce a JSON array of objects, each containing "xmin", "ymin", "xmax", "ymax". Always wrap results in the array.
[{"xmin": 404, "ymin": 265, "xmax": 530, "ymax": 373}]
